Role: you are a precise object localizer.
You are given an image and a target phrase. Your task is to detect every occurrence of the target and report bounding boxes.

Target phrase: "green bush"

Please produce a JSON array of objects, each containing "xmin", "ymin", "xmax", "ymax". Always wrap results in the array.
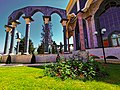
[
  {"xmin": 0, "ymin": 56, "xmax": 1, "ymax": 62},
  {"xmin": 31, "ymin": 54, "xmax": 36, "ymax": 64},
  {"xmin": 44, "ymin": 55, "xmax": 107, "ymax": 80},
  {"xmin": 6, "ymin": 55, "xmax": 11, "ymax": 64}
]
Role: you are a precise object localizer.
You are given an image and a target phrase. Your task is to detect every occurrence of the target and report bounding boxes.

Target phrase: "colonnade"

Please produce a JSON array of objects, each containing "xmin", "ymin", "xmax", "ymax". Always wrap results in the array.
[{"xmin": 4, "ymin": 16, "xmax": 68, "ymax": 55}]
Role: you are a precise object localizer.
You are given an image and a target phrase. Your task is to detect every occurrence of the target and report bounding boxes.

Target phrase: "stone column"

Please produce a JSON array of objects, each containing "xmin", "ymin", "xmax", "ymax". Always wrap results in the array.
[
  {"xmin": 68, "ymin": 37, "xmax": 70, "ymax": 52},
  {"xmin": 86, "ymin": 15, "xmax": 98, "ymax": 48},
  {"xmin": 73, "ymin": 30, "xmax": 76, "ymax": 51},
  {"xmin": 61, "ymin": 19, "xmax": 68, "ymax": 52},
  {"xmin": 43, "ymin": 16, "xmax": 51, "ymax": 53},
  {"xmin": 9, "ymin": 20, "xmax": 20, "ymax": 54},
  {"xmin": 77, "ymin": 0, "xmax": 80, "ymax": 11},
  {"xmin": 4, "ymin": 25, "xmax": 12, "ymax": 54},
  {"xmin": 77, "ymin": 12, "xmax": 85, "ymax": 50},
  {"xmin": 91, "ymin": 15, "xmax": 98, "ymax": 48},
  {"xmin": 85, "ymin": 16, "xmax": 94, "ymax": 48},
  {"xmin": 23, "ymin": 16, "xmax": 34, "ymax": 54},
  {"xmin": 16, "ymin": 38, "xmax": 21, "ymax": 54}
]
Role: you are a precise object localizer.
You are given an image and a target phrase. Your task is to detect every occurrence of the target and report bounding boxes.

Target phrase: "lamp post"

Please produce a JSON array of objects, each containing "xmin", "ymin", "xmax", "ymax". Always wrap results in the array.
[{"xmin": 94, "ymin": 28, "xmax": 107, "ymax": 64}]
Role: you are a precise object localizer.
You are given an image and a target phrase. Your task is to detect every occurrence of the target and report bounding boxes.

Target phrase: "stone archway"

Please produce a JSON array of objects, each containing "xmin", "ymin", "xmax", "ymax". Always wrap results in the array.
[{"xmin": 4, "ymin": 6, "xmax": 68, "ymax": 55}]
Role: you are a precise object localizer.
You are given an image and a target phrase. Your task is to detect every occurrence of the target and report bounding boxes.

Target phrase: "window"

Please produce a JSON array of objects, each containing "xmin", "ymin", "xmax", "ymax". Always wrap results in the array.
[{"xmin": 111, "ymin": 33, "xmax": 120, "ymax": 46}]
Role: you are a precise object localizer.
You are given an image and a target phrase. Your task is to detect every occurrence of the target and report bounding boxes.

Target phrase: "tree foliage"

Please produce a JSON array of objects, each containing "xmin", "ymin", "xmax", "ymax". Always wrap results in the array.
[
  {"xmin": 19, "ymin": 37, "xmax": 35, "ymax": 54},
  {"xmin": 37, "ymin": 42, "xmax": 44, "ymax": 54},
  {"xmin": 52, "ymin": 41, "xmax": 57, "ymax": 54}
]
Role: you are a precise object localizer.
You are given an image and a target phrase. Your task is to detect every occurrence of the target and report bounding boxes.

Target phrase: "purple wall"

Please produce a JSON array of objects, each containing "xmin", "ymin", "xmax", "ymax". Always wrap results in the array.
[
  {"xmin": 99, "ymin": 7, "xmax": 120, "ymax": 37},
  {"xmin": 70, "ymin": 2, "xmax": 77, "ymax": 14},
  {"xmin": 79, "ymin": 0, "xmax": 87, "ymax": 10}
]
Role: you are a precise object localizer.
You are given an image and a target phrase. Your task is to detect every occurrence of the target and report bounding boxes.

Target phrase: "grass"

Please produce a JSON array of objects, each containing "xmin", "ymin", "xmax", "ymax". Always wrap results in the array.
[{"xmin": 0, "ymin": 63, "xmax": 120, "ymax": 90}]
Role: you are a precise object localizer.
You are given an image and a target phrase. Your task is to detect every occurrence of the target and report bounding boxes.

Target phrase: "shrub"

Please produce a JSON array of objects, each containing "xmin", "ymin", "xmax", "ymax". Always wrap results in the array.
[
  {"xmin": 6, "ymin": 55, "xmax": 11, "ymax": 64},
  {"xmin": 0, "ymin": 56, "xmax": 1, "ymax": 62},
  {"xmin": 31, "ymin": 54, "xmax": 36, "ymax": 64},
  {"xmin": 44, "ymin": 55, "xmax": 107, "ymax": 80}
]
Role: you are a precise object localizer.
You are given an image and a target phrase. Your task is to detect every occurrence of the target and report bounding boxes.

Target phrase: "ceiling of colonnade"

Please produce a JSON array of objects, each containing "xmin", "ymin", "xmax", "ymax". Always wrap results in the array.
[{"xmin": 0, "ymin": 0, "xmax": 69, "ymax": 53}]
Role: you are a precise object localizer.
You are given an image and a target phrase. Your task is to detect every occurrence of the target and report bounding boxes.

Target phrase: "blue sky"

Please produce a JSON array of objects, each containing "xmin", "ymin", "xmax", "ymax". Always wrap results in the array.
[{"xmin": 0, "ymin": 0, "xmax": 70, "ymax": 53}]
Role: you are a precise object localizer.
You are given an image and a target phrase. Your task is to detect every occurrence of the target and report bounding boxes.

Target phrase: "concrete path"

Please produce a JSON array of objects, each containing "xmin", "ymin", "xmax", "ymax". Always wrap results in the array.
[
  {"xmin": 0, "ymin": 63, "xmax": 51, "ymax": 67},
  {"xmin": 0, "ymin": 59, "xmax": 120, "ymax": 67}
]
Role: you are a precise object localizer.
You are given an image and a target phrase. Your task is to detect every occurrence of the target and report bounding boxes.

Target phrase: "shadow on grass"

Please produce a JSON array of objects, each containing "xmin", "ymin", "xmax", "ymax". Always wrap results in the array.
[
  {"xmin": 95, "ymin": 63, "xmax": 120, "ymax": 86},
  {"xmin": 29, "ymin": 62, "xmax": 120, "ymax": 86},
  {"xmin": 28, "ymin": 65, "xmax": 46, "ymax": 69}
]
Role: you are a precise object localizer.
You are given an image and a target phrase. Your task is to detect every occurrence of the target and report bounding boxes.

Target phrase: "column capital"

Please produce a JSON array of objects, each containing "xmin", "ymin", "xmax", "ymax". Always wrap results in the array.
[
  {"xmin": 4, "ymin": 25, "xmax": 12, "ymax": 32},
  {"xmin": 23, "ymin": 16, "xmax": 34, "ymax": 24},
  {"xmin": 60, "ymin": 19, "xmax": 68, "ymax": 26},
  {"xmin": 11, "ymin": 20, "xmax": 21, "ymax": 28},
  {"xmin": 85, "ymin": 15, "xmax": 92, "ymax": 20},
  {"xmin": 17, "ymin": 38, "xmax": 21, "ymax": 42},
  {"xmin": 43, "ymin": 16, "xmax": 51, "ymax": 24},
  {"xmin": 77, "ymin": 12, "xmax": 83, "ymax": 19}
]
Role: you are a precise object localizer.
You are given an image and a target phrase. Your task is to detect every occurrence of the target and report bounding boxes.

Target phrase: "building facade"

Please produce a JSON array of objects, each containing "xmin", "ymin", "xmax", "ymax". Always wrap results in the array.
[{"xmin": 66, "ymin": 0, "xmax": 120, "ymax": 59}]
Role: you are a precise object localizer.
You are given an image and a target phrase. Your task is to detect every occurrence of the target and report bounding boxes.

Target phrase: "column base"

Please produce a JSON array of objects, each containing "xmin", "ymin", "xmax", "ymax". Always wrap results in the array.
[
  {"xmin": 64, "ymin": 52, "xmax": 70, "ymax": 54},
  {"xmin": 3, "ymin": 53, "xmax": 9, "ymax": 55},
  {"xmin": 9, "ymin": 53, "xmax": 14, "ymax": 55},
  {"xmin": 17, "ymin": 52, "xmax": 21, "ymax": 55},
  {"xmin": 44, "ymin": 52, "xmax": 49, "ymax": 54},
  {"xmin": 24, "ymin": 52, "xmax": 29, "ymax": 55}
]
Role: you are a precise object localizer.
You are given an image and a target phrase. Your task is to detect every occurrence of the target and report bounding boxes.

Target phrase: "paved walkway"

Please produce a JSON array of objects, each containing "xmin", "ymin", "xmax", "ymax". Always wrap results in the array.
[
  {"xmin": 0, "ymin": 59, "xmax": 120, "ymax": 67},
  {"xmin": 0, "ymin": 63, "xmax": 51, "ymax": 67}
]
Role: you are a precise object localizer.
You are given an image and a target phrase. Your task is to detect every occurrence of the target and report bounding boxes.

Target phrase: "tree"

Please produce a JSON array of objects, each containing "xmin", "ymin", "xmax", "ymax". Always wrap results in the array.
[
  {"xmin": 40, "ymin": 22, "xmax": 53, "ymax": 53},
  {"xmin": 19, "ymin": 37, "xmax": 35, "ymax": 54},
  {"xmin": 59, "ymin": 42, "xmax": 63, "ymax": 54},
  {"xmin": 52, "ymin": 41, "xmax": 57, "ymax": 54},
  {"xmin": 37, "ymin": 42, "xmax": 44, "ymax": 54}
]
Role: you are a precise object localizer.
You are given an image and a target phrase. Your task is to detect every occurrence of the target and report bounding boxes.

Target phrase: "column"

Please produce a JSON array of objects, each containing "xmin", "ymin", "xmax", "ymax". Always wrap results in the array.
[
  {"xmin": 23, "ymin": 16, "xmax": 34, "ymax": 54},
  {"xmin": 61, "ymin": 19, "xmax": 68, "ymax": 52},
  {"xmin": 73, "ymin": 30, "xmax": 76, "ymax": 51},
  {"xmin": 4, "ymin": 25, "xmax": 12, "ymax": 54},
  {"xmin": 67, "ymin": 30, "xmax": 70, "ymax": 52},
  {"xmin": 9, "ymin": 20, "xmax": 20, "ymax": 54},
  {"xmin": 91, "ymin": 15, "xmax": 98, "ymax": 48},
  {"xmin": 85, "ymin": 16, "xmax": 94, "ymax": 48},
  {"xmin": 77, "ymin": 12, "xmax": 85, "ymax": 50},
  {"xmin": 16, "ymin": 38, "xmax": 21, "ymax": 54},
  {"xmin": 43, "ymin": 16, "xmax": 51, "ymax": 53},
  {"xmin": 77, "ymin": 0, "xmax": 80, "ymax": 11},
  {"xmin": 68, "ymin": 37, "xmax": 70, "ymax": 52}
]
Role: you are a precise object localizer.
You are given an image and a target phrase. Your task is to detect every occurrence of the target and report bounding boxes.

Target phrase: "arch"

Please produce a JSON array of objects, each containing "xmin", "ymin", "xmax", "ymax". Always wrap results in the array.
[
  {"xmin": 30, "ymin": 12, "xmax": 44, "ymax": 49},
  {"xmin": 15, "ymin": 11, "xmax": 24, "ymax": 20},
  {"xmin": 95, "ymin": 0, "xmax": 120, "ymax": 17},
  {"xmin": 51, "ymin": 13, "xmax": 63, "ymax": 45},
  {"xmin": 30, "ymin": 9, "xmax": 45, "ymax": 16},
  {"xmin": 108, "ymin": 30, "xmax": 120, "ymax": 46},
  {"xmin": 8, "ymin": 6, "xmax": 67, "ymax": 24},
  {"xmin": 8, "ymin": 10, "xmax": 26, "ymax": 24},
  {"xmin": 94, "ymin": 0, "xmax": 120, "ymax": 47},
  {"xmin": 50, "ymin": 11, "xmax": 63, "ymax": 19}
]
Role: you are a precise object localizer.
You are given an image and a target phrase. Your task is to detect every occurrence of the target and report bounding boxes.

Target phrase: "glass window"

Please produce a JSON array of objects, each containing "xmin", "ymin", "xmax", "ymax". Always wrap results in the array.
[{"xmin": 111, "ymin": 33, "xmax": 120, "ymax": 46}]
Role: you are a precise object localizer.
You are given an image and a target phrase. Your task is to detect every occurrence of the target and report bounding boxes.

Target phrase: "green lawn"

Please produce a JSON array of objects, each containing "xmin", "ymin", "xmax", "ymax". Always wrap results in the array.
[{"xmin": 0, "ymin": 64, "xmax": 120, "ymax": 90}]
